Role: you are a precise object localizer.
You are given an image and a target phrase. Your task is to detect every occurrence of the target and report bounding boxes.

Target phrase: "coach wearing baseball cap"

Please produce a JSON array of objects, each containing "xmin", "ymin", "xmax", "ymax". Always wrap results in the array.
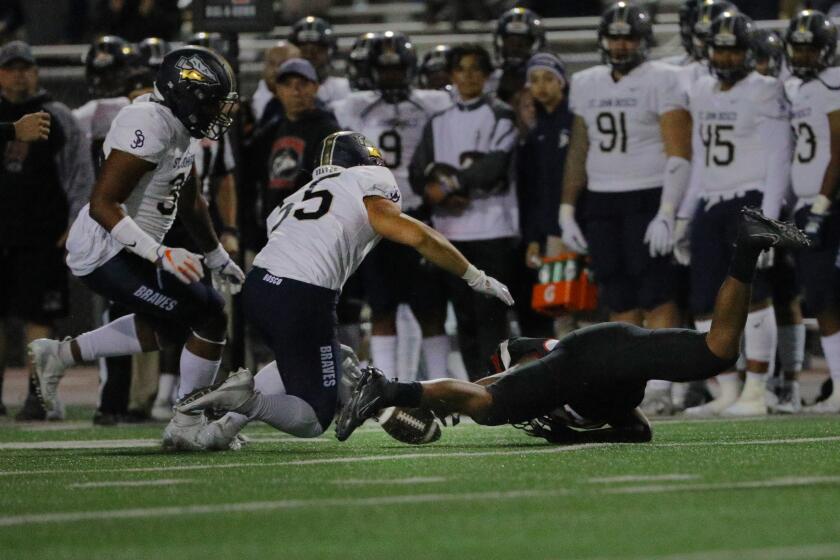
[{"xmin": 0, "ymin": 40, "xmax": 94, "ymax": 420}]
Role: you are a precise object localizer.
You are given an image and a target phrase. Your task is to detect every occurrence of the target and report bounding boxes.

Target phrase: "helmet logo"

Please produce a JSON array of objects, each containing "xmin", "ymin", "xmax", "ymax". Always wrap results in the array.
[
  {"xmin": 175, "ymin": 55, "xmax": 219, "ymax": 85},
  {"xmin": 505, "ymin": 21, "xmax": 530, "ymax": 34},
  {"xmin": 367, "ymin": 146, "xmax": 383, "ymax": 159},
  {"xmin": 92, "ymin": 51, "xmax": 115, "ymax": 68},
  {"xmin": 608, "ymin": 21, "xmax": 632, "ymax": 36}
]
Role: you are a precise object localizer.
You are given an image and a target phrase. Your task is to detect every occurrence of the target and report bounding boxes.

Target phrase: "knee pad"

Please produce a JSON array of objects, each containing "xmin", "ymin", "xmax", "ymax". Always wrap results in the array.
[{"xmin": 744, "ymin": 306, "xmax": 777, "ymax": 364}]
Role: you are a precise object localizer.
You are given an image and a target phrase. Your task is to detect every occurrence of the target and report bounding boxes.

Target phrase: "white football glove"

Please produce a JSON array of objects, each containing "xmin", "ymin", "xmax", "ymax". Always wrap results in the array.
[
  {"xmin": 673, "ymin": 218, "xmax": 691, "ymax": 266},
  {"xmin": 559, "ymin": 204, "xmax": 588, "ymax": 254},
  {"xmin": 463, "ymin": 265, "xmax": 514, "ymax": 306},
  {"xmin": 205, "ymin": 244, "xmax": 246, "ymax": 294},
  {"xmin": 644, "ymin": 212, "xmax": 675, "ymax": 258},
  {"xmin": 156, "ymin": 246, "xmax": 204, "ymax": 284},
  {"xmin": 756, "ymin": 247, "xmax": 775, "ymax": 270}
]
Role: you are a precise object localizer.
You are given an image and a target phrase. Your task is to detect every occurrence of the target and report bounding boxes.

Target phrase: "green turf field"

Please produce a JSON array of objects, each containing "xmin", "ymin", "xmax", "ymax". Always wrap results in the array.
[{"xmin": 1, "ymin": 411, "xmax": 839, "ymax": 560}]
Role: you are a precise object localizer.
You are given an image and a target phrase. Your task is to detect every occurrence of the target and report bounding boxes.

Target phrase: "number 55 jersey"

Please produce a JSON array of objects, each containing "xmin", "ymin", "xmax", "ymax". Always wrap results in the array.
[
  {"xmin": 568, "ymin": 60, "xmax": 687, "ymax": 193},
  {"xmin": 253, "ymin": 164, "xmax": 402, "ymax": 291},
  {"xmin": 66, "ymin": 93, "xmax": 197, "ymax": 277}
]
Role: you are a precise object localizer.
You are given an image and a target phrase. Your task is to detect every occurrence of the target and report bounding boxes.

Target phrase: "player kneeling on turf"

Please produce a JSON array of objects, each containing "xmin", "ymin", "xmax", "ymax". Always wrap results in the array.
[{"xmin": 336, "ymin": 208, "xmax": 810, "ymax": 444}]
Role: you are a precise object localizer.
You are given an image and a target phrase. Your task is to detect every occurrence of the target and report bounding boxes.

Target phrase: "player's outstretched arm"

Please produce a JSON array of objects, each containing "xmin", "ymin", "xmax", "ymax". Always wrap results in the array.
[
  {"xmin": 559, "ymin": 115, "xmax": 589, "ymax": 254},
  {"xmin": 365, "ymin": 196, "xmax": 514, "ymax": 305}
]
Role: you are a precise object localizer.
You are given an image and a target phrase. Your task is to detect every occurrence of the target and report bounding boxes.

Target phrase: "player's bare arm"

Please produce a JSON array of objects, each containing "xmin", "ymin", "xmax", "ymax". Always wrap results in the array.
[
  {"xmin": 559, "ymin": 115, "xmax": 589, "ymax": 252},
  {"xmin": 88, "ymin": 149, "xmax": 155, "ymax": 230}
]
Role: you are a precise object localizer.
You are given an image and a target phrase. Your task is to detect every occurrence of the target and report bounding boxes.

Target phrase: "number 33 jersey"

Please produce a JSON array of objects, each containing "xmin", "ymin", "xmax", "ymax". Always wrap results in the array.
[
  {"xmin": 786, "ymin": 67, "xmax": 840, "ymax": 205},
  {"xmin": 689, "ymin": 72, "xmax": 788, "ymax": 196},
  {"xmin": 253, "ymin": 165, "xmax": 402, "ymax": 291},
  {"xmin": 569, "ymin": 60, "xmax": 687, "ymax": 193},
  {"xmin": 66, "ymin": 94, "xmax": 197, "ymax": 277}
]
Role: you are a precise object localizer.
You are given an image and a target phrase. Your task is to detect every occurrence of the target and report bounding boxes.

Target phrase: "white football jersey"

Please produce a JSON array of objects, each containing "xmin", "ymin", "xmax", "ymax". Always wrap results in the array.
[
  {"xmin": 786, "ymin": 67, "xmax": 840, "ymax": 205},
  {"xmin": 333, "ymin": 89, "xmax": 452, "ymax": 211},
  {"xmin": 73, "ymin": 97, "xmax": 129, "ymax": 145},
  {"xmin": 689, "ymin": 72, "xmax": 788, "ymax": 196},
  {"xmin": 569, "ymin": 61, "xmax": 688, "ymax": 192},
  {"xmin": 66, "ymin": 94, "xmax": 197, "ymax": 276},
  {"xmin": 253, "ymin": 165, "xmax": 402, "ymax": 291},
  {"xmin": 317, "ymin": 76, "xmax": 351, "ymax": 109}
]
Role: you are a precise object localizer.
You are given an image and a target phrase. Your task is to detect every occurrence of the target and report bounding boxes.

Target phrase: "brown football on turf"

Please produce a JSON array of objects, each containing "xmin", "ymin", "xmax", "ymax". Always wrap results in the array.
[{"xmin": 377, "ymin": 406, "xmax": 442, "ymax": 445}]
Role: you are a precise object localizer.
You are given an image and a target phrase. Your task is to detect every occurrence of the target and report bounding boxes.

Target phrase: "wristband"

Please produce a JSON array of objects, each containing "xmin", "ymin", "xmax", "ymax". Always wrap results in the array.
[
  {"xmin": 204, "ymin": 243, "xmax": 229, "ymax": 269},
  {"xmin": 110, "ymin": 216, "xmax": 159, "ymax": 262},
  {"xmin": 462, "ymin": 264, "xmax": 481, "ymax": 285}
]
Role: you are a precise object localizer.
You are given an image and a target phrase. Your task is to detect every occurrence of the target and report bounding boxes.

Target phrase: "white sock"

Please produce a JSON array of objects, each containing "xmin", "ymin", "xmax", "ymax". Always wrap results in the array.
[
  {"xmin": 396, "ymin": 305, "xmax": 422, "ymax": 380},
  {"xmin": 694, "ymin": 318, "xmax": 712, "ymax": 333},
  {"xmin": 778, "ymin": 324, "xmax": 805, "ymax": 374},
  {"xmin": 154, "ymin": 373, "xmax": 176, "ymax": 406},
  {"xmin": 421, "ymin": 335, "xmax": 450, "ymax": 380},
  {"xmin": 241, "ymin": 392, "xmax": 323, "ymax": 437},
  {"xmin": 75, "ymin": 314, "xmax": 143, "ymax": 363},
  {"xmin": 820, "ymin": 331, "xmax": 840, "ymax": 386},
  {"xmin": 744, "ymin": 307, "xmax": 777, "ymax": 367},
  {"xmin": 370, "ymin": 335, "xmax": 397, "ymax": 378},
  {"xmin": 177, "ymin": 347, "xmax": 221, "ymax": 400},
  {"xmin": 717, "ymin": 372, "xmax": 740, "ymax": 400}
]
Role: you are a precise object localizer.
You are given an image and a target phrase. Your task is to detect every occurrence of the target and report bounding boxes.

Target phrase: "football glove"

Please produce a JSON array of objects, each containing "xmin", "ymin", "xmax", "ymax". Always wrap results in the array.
[
  {"xmin": 559, "ymin": 204, "xmax": 588, "ymax": 254},
  {"xmin": 157, "ymin": 246, "xmax": 204, "ymax": 284},
  {"xmin": 644, "ymin": 212, "xmax": 675, "ymax": 258},
  {"xmin": 204, "ymin": 244, "xmax": 245, "ymax": 294},
  {"xmin": 462, "ymin": 265, "xmax": 514, "ymax": 305},
  {"xmin": 804, "ymin": 195, "xmax": 831, "ymax": 248},
  {"xmin": 673, "ymin": 218, "xmax": 691, "ymax": 266}
]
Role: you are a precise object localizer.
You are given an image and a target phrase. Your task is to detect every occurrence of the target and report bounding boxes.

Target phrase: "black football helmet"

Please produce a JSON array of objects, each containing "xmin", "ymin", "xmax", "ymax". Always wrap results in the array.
[
  {"xmin": 155, "ymin": 46, "xmax": 238, "ymax": 140},
  {"xmin": 369, "ymin": 31, "xmax": 417, "ymax": 103},
  {"xmin": 678, "ymin": 1, "xmax": 700, "ymax": 58},
  {"xmin": 693, "ymin": 0, "xmax": 736, "ymax": 61},
  {"xmin": 188, "ymin": 32, "xmax": 231, "ymax": 61},
  {"xmin": 318, "ymin": 131, "xmax": 385, "ymax": 169},
  {"xmin": 348, "ymin": 32, "xmax": 378, "ymax": 91},
  {"xmin": 289, "ymin": 16, "xmax": 336, "ymax": 55},
  {"xmin": 494, "ymin": 7, "xmax": 545, "ymax": 69},
  {"xmin": 137, "ymin": 37, "xmax": 170, "ymax": 70},
  {"xmin": 85, "ymin": 35, "xmax": 140, "ymax": 98},
  {"xmin": 598, "ymin": 2, "xmax": 653, "ymax": 74},
  {"xmin": 418, "ymin": 44, "xmax": 452, "ymax": 90},
  {"xmin": 785, "ymin": 10, "xmax": 838, "ymax": 80},
  {"xmin": 706, "ymin": 11, "xmax": 755, "ymax": 84},
  {"xmin": 752, "ymin": 29, "xmax": 784, "ymax": 78}
]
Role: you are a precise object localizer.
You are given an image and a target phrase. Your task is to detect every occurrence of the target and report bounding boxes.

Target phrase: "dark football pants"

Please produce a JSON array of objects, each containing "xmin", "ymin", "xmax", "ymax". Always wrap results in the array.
[{"xmin": 485, "ymin": 322, "xmax": 737, "ymax": 424}]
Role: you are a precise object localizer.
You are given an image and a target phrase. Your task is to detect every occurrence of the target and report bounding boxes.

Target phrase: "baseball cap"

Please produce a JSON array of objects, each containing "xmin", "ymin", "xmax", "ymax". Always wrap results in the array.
[
  {"xmin": 0, "ymin": 41, "xmax": 36, "ymax": 68},
  {"xmin": 276, "ymin": 57, "xmax": 318, "ymax": 83}
]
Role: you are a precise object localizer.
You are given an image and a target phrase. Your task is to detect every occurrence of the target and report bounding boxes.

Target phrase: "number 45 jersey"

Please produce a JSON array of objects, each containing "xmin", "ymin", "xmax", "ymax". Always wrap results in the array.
[
  {"xmin": 569, "ymin": 60, "xmax": 687, "ymax": 193},
  {"xmin": 253, "ymin": 165, "xmax": 402, "ymax": 291},
  {"xmin": 66, "ymin": 93, "xmax": 196, "ymax": 277},
  {"xmin": 333, "ymin": 89, "xmax": 452, "ymax": 211},
  {"xmin": 689, "ymin": 72, "xmax": 788, "ymax": 196},
  {"xmin": 786, "ymin": 67, "xmax": 840, "ymax": 206}
]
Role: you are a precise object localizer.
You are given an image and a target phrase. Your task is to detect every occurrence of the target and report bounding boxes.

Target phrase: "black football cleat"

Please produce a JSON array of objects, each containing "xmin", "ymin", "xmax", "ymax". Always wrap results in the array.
[
  {"xmin": 738, "ymin": 207, "xmax": 811, "ymax": 251},
  {"xmin": 335, "ymin": 366, "xmax": 388, "ymax": 442}
]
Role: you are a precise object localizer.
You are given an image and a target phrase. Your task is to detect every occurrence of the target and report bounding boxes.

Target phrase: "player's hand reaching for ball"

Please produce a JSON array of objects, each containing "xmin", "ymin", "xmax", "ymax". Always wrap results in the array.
[{"xmin": 463, "ymin": 264, "xmax": 514, "ymax": 306}]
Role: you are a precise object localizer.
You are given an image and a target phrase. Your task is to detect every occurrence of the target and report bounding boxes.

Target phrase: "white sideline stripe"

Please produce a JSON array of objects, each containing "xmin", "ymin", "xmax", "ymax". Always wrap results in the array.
[
  {"xmin": 331, "ymin": 477, "xmax": 447, "ymax": 485},
  {"xmin": 603, "ymin": 476, "xmax": 840, "ymax": 495},
  {"xmin": 0, "ymin": 436, "xmax": 326, "ymax": 450},
  {"xmin": 0, "ymin": 489, "xmax": 570, "ymax": 527},
  {"xmin": 69, "ymin": 479, "xmax": 193, "ymax": 489},
  {"xmin": 578, "ymin": 542, "xmax": 840, "ymax": 560},
  {"xmin": 588, "ymin": 474, "xmax": 699, "ymax": 484},
  {"xmin": 1, "ymin": 435, "xmax": 839, "ymax": 477}
]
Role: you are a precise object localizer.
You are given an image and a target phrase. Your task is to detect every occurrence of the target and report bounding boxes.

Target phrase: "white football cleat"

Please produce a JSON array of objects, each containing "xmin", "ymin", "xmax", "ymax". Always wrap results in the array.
[
  {"xmin": 684, "ymin": 393, "xmax": 738, "ymax": 417},
  {"xmin": 721, "ymin": 377, "xmax": 767, "ymax": 417},
  {"xmin": 150, "ymin": 402, "xmax": 174, "ymax": 421},
  {"xmin": 162, "ymin": 411, "xmax": 208, "ymax": 451},
  {"xmin": 196, "ymin": 414, "xmax": 248, "ymax": 451},
  {"xmin": 640, "ymin": 387, "xmax": 675, "ymax": 416},
  {"xmin": 175, "ymin": 368, "xmax": 255, "ymax": 414},
  {"xmin": 769, "ymin": 382, "xmax": 802, "ymax": 414},
  {"xmin": 28, "ymin": 338, "xmax": 67, "ymax": 415},
  {"xmin": 804, "ymin": 393, "xmax": 840, "ymax": 414}
]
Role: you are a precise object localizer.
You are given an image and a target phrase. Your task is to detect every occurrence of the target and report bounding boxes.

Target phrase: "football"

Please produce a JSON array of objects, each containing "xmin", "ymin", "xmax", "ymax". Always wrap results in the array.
[{"xmin": 377, "ymin": 406, "xmax": 442, "ymax": 445}]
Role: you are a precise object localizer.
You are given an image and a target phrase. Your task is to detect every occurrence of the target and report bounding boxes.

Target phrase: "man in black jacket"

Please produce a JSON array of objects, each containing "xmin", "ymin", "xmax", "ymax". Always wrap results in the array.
[{"xmin": 0, "ymin": 41, "xmax": 93, "ymax": 419}]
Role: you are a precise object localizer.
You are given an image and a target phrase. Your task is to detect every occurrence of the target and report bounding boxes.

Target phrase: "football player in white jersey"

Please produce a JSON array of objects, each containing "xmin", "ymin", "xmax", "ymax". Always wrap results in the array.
[
  {"xmin": 560, "ymin": 2, "xmax": 693, "ymax": 412},
  {"xmin": 27, "ymin": 46, "xmax": 245, "ymax": 450},
  {"xmin": 676, "ymin": 12, "xmax": 791, "ymax": 416},
  {"xmin": 173, "ymin": 131, "xmax": 513, "ymax": 448},
  {"xmin": 785, "ymin": 10, "xmax": 840, "ymax": 413},
  {"xmin": 288, "ymin": 16, "xmax": 351, "ymax": 109},
  {"xmin": 333, "ymin": 32, "xmax": 453, "ymax": 382}
]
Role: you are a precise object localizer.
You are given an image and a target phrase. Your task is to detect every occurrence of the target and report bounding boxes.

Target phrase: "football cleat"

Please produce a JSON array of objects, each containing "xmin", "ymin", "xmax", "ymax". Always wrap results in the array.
[
  {"xmin": 28, "ymin": 338, "xmax": 68, "ymax": 416},
  {"xmin": 196, "ymin": 414, "xmax": 248, "ymax": 451},
  {"xmin": 338, "ymin": 344, "xmax": 364, "ymax": 406},
  {"xmin": 640, "ymin": 387, "xmax": 676, "ymax": 416},
  {"xmin": 737, "ymin": 207, "xmax": 811, "ymax": 252},
  {"xmin": 175, "ymin": 368, "xmax": 255, "ymax": 414},
  {"xmin": 770, "ymin": 381, "xmax": 802, "ymax": 415},
  {"xmin": 377, "ymin": 407, "xmax": 441, "ymax": 445},
  {"xmin": 721, "ymin": 376, "xmax": 768, "ymax": 417},
  {"xmin": 335, "ymin": 366, "xmax": 388, "ymax": 442},
  {"xmin": 684, "ymin": 393, "xmax": 738, "ymax": 417},
  {"xmin": 150, "ymin": 402, "xmax": 175, "ymax": 421},
  {"xmin": 162, "ymin": 411, "xmax": 208, "ymax": 451}
]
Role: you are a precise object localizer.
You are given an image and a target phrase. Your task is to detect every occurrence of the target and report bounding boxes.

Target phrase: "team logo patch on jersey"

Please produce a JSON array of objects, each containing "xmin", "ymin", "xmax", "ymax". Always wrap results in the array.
[{"xmin": 175, "ymin": 55, "xmax": 220, "ymax": 85}]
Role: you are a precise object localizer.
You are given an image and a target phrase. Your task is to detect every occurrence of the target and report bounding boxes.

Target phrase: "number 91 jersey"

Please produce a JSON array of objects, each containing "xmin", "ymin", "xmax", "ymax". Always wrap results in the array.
[
  {"xmin": 65, "ymin": 93, "xmax": 196, "ymax": 277},
  {"xmin": 332, "ymin": 89, "xmax": 452, "ymax": 210},
  {"xmin": 569, "ymin": 61, "xmax": 687, "ymax": 193},
  {"xmin": 253, "ymin": 165, "xmax": 402, "ymax": 292},
  {"xmin": 689, "ymin": 73, "xmax": 788, "ymax": 195},
  {"xmin": 786, "ymin": 67, "xmax": 840, "ymax": 205}
]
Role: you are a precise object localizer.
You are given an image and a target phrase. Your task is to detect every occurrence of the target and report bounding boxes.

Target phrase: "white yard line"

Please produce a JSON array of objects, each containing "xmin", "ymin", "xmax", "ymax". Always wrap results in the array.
[
  {"xmin": 602, "ymin": 476, "xmax": 840, "ymax": 495},
  {"xmin": 577, "ymin": 542, "xmax": 840, "ymax": 560},
  {"xmin": 588, "ymin": 474, "xmax": 700, "ymax": 484},
  {"xmin": 69, "ymin": 479, "xmax": 193, "ymax": 489},
  {"xmin": 331, "ymin": 477, "xmax": 447, "ymax": 485},
  {"xmin": 0, "ymin": 489, "xmax": 570, "ymax": 527},
  {"xmin": 0, "ymin": 436, "xmax": 326, "ymax": 450}
]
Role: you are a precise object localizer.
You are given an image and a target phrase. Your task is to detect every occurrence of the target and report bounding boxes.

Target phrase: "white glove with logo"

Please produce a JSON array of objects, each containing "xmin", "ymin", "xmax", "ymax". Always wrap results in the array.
[
  {"xmin": 205, "ymin": 244, "xmax": 246, "ymax": 294},
  {"xmin": 156, "ymin": 246, "xmax": 204, "ymax": 284},
  {"xmin": 463, "ymin": 265, "xmax": 514, "ymax": 306},
  {"xmin": 644, "ymin": 212, "xmax": 675, "ymax": 258},
  {"xmin": 673, "ymin": 218, "xmax": 691, "ymax": 266},
  {"xmin": 559, "ymin": 204, "xmax": 588, "ymax": 254}
]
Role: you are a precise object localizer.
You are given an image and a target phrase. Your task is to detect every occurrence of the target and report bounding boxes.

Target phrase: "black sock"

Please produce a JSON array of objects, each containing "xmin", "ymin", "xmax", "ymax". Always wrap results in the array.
[
  {"xmin": 383, "ymin": 381, "xmax": 423, "ymax": 408},
  {"xmin": 728, "ymin": 241, "xmax": 760, "ymax": 284}
]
